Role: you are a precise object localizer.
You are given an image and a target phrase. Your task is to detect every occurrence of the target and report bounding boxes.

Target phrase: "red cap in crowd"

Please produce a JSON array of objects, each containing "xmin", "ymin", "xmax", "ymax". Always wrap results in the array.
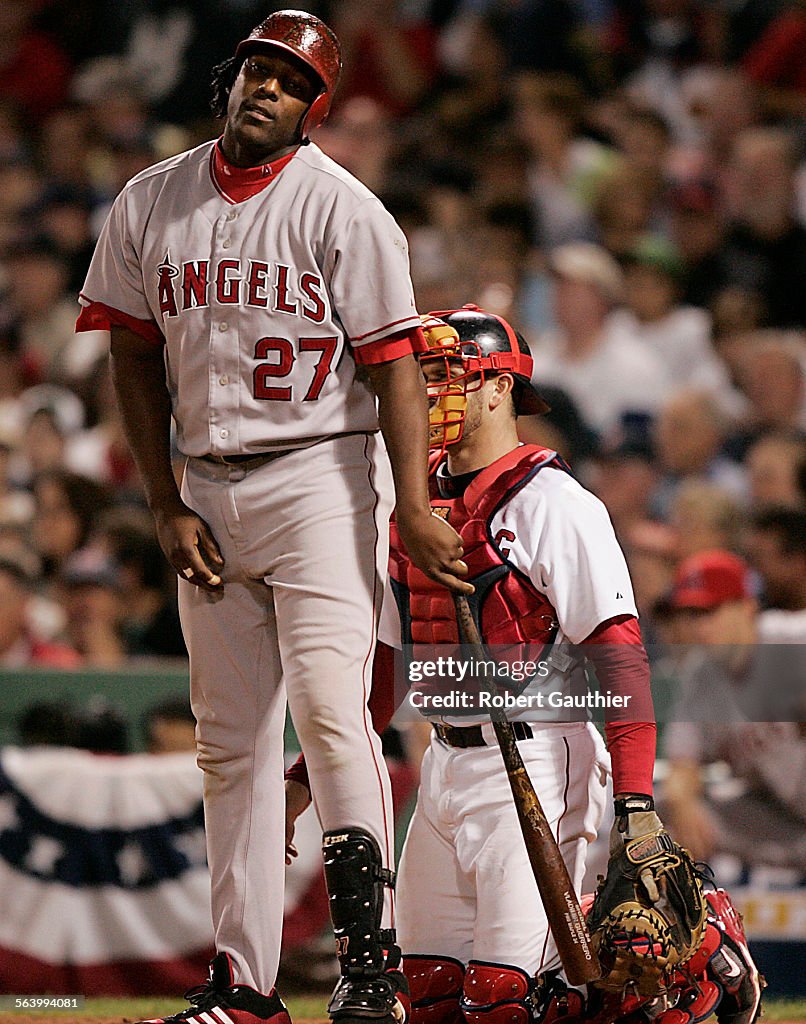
[{"xmin": 669, "ymin": 550, "xmax": 754, "ymax": 610}]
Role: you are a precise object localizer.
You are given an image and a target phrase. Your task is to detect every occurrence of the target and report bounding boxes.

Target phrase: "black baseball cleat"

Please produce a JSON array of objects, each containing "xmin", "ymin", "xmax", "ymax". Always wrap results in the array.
[
  {"xmin": 136, "ymin": 952, "xmax": 292, "ymax": 1024},
  {"xmin": 328, "ymin": 968, "xmax": 410, "ymax": 1024}
]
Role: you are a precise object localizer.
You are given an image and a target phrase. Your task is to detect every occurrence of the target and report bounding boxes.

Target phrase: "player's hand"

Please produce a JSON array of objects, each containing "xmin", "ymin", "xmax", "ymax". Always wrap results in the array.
[
  {"xmin": 154, "ymin": 503, "xmax": 225, "ymax": 591},
  {"xmin": 285, "ymin": 779, "xmax": 312, "ymax": 865},
  {"xmin": 396, "ymin": 509, "xmax": 474, "ymax": 595},
  {"xmin": 610, "ymin": 807, "xmax": 665, "ymax": 856}
]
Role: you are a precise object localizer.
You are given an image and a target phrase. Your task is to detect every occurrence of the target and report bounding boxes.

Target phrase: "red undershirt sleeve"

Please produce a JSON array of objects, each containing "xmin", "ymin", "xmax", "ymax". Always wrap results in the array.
[
  {"xmin": 284, "ymin": 751, "xmax": 309, "ymax": 790},
  {"xmin": 582, "ymin": 614, "xmax": 656, "ymax": 797}
]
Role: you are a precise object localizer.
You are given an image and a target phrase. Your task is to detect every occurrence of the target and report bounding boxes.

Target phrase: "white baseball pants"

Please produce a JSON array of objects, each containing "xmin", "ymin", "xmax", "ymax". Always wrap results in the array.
[
  {"xmin": 396, "ymin": 722, "xmax": 609, "ymax": 976},
  {"xmin": 178, "ymin": 432, "xmax": 395, "ymax": 993}
]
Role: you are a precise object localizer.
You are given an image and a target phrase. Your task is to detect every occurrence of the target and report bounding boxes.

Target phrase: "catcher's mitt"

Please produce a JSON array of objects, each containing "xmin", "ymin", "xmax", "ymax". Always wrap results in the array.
[{"xmin": 587, "ymin": 813, "xmax": 708, "ymax": 998}]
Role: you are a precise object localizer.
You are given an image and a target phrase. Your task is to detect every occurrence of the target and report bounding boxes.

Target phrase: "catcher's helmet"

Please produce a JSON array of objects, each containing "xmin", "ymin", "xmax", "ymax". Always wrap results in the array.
[
  {"xmin": 420, "ymin": 305, "xmax": 549, "ymax": 453},
  {"xmin": 425, "ymin": 305, "xmax": 549, "ymax": 416},
  {"xmin": 235, "ymin": 10, "xmax": 342, "ymax": 138}
]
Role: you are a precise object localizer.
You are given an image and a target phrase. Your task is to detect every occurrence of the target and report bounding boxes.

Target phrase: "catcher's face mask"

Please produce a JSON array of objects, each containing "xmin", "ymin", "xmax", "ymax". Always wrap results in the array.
[{"xmin": 419, "ymin": 315, "xmax": 486, "ymax": 456}]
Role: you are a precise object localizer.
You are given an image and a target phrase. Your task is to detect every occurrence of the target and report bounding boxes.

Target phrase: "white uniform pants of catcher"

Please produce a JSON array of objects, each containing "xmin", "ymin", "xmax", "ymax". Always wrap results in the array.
[
  {"xmin": 396, "ymin": 721, "xmax": 609, "ymax": 976},
  {"xmin": 178, "ymin": 432, "xmax": 395, "ymax": 993}
]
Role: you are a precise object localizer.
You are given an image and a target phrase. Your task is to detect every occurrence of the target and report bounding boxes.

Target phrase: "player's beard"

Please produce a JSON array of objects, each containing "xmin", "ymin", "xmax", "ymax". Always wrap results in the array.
[{"xmin": 458, "ymin": 392, "xmax": 484, "ymax": 444}]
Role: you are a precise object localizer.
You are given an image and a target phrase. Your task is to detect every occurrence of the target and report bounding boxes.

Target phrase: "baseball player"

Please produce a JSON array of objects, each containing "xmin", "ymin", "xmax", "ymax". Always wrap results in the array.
[
  {"xmin": 286, "ymin": 307, "xmax": 762, "ymax": 1024},
  {"xmin": 76, "ymin": 12, "xmax": 470, "ymax": 1024}
]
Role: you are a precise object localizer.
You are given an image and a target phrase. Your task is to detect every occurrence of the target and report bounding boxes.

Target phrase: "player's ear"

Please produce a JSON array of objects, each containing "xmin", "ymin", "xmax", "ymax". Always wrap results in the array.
[{"xmin": 488, "ymin": 373, "xmax": 514, "ymax": 412}]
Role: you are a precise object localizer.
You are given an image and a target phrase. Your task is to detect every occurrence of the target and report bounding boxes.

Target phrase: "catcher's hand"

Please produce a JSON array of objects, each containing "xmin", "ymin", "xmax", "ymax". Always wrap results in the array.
[{"xmin": 587, "ymin": 797, "xmax": 708, "ymax": 998}]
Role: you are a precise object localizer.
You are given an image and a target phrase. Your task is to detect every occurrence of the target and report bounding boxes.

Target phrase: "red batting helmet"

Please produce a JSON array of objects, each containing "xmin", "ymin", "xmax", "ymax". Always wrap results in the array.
[{"xmin": 235, "ymin": 10, "xmax": 342, "ymax": 138}]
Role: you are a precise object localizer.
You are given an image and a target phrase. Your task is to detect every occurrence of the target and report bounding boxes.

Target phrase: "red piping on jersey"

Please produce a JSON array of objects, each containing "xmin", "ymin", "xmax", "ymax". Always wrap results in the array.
[
  {"xmin": 209, "ymin": 140, "xmax": 297, "ymax": 205},
  {"xmin": 75, "ymin": 296, "xmax": 164, "ymax": 346},
  {"xmin": 354, "ymin": 326, "xmax": 428, "ymax": 365},
  {"xmin": 351, "ymin": 315, "xmax": 421, "ymax": 343}
]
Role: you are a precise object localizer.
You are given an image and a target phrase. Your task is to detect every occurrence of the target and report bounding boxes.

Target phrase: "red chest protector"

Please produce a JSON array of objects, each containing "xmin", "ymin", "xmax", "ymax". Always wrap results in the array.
[{"xmin": 390, "ymin": 446, "xmax": 571, "ymax": 655}]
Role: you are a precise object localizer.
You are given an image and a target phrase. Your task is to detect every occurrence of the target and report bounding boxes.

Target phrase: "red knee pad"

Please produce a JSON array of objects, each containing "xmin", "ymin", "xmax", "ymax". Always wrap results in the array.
[
  {"xmin": 403, "ymin": 955, "xmax": 465, "ymax": 1024},
  {"xmin": 462, "ymin": 961, "xmax": 532, "ymax": 1024},
  {"xmin": 461, "ymin": 962, "xmax": 584, "ymax": 1024}
]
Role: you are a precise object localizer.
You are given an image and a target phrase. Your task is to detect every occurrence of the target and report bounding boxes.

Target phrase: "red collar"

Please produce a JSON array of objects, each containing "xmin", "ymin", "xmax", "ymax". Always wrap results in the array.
[{"xmin": 210, "ymin": 139, "xmax": 297, "ymax": 204}]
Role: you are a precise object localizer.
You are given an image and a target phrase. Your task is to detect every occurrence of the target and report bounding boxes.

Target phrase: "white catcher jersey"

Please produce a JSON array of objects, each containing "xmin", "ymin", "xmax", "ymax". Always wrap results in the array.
[
  {"xmin": 79, "ymin": 140, "xmax": 421, "ymax": 455},
  {"xmin": 487, "ymin": 464, "xmax": 637, "ymax": 644}
]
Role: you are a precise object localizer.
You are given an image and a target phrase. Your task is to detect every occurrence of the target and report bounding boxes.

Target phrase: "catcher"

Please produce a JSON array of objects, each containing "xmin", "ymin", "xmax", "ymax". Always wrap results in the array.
[{"xmin": 286, "ymin": 307, "xmax": 763, "ymax": 1024}]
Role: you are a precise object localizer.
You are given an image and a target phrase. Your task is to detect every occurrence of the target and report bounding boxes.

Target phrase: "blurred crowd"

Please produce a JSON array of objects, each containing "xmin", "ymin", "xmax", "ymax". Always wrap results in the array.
[{"xmin": 0, "ymin": 3, "xmax": 805, "ymax": 705}]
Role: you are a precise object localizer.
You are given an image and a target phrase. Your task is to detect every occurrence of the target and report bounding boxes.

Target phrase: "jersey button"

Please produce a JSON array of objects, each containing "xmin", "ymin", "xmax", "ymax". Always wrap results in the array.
[
  {"xmin": 219, "ymin": 375, "xmax": 229, "ymax": 386},
  {"xmin": 222, "ymin": 239, "xmax": 232, "ymax": 249},
  {"xmin": 219, "ymin": 428, "xmax": 229, "ymax": 439},
  {"xmin": 219, "ymin": 322, "xmax": 228, "ymax": 332},
  {"xmin": 227, "ymin": 211, "xmax": 238, "ymax": 221}
]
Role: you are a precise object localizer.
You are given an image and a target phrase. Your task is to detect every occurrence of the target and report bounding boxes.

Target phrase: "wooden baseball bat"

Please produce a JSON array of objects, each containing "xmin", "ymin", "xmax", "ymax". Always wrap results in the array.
[{"xmin": 453, "ymin": 594, "xmax": 602, "ymax": 985}]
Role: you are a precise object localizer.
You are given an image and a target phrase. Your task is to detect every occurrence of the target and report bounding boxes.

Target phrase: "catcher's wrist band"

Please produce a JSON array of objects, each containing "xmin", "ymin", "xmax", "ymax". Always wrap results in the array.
[{"xmin": 613, "ymin": 794, "xmax": 655, "ymax": 816}]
